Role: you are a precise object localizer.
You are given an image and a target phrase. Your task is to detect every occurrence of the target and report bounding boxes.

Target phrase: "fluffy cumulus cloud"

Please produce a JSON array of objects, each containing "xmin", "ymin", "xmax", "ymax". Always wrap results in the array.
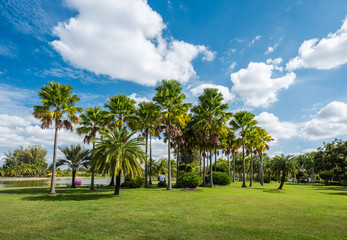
[
  {"xmin": 190, "ymin": 84, "xmax": 234, "ymax": 103},
  {"xmin": 128, "ymin": 93, "xmax": 150, "ymax": 105},
  {"xmin": 287, "ymin": 16, "xmax": 347, "ymax": 71},
  {"xmin": 301, "ymin": 101, "xmax": 347, "ymax": 140},
  {"xmin": 230, "ymin": 61, "xmax": 295, "ymax": 108},
  {"xmin": 52, "ymin": 0, "xmax": 214, "ymax": 86},
  {"xmin": 255, "ymin": 112, "xmax": 298, "ymax": 143}
]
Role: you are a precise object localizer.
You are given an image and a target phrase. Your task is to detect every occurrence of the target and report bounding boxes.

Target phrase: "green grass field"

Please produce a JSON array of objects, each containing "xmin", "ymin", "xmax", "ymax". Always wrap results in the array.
[{"xmin": 0, "ymin": 181, "xmax": 346, "ymax": 240}]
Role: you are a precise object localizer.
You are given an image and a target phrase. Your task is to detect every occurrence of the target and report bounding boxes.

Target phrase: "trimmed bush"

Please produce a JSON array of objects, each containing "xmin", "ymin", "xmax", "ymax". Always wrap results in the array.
[
  {"xmin": 177, "ymin": 172, "xmax": 202, "ymax": 188},
  {"xmin": 209, "ymin": 172, "xmax": 231, "ymax": 185},
  {"xmin": 122, "ymin": 175, "xmax": 145, "ymax": 188},
  {"xmin": 178, "ymin": 164, "xmax": 193, "ymax": 172}
]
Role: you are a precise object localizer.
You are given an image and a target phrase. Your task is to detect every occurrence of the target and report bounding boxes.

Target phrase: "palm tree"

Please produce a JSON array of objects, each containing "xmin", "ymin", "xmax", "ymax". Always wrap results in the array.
[
  {"xmin": 254, "ymin": 128, "xmax": 273, "ymax": 186},
  {"xmin": 104, "ymin": 94, "xmax": 136, "ymax": 186},
  {"xmin": 230, "ymin": 111, "xmax": 257, "ymax": 188},
  {"xmin": 33, "ymin": 81, "xmax": 81, "ymax": 194},
  {"xmin": 224, "ymin": 132, "xmax": 237, "ymax": 176},
  {"xmin": 153, "ymin": 80, "xmax": 190, "ymax": 190},
  {"xmin": 271, "ymin": 154, "xmax": 298, "ymax": 189},
  {"xmin": 92, "ymin": 127, "xmax": 146, "ymax": 196},
  {"xmin": 136, "ymin": 101, "xmax": 161, "ymax": 186},
  {"xmin": 191, "ymin": 88, "xmax": 229, "ymax": 187},
  {"xmin": 246, "ymin": 127, "xmax": 258, "ymax": 187},
  {"xmin": 57, "ymin": 145, "xmax": 90, "ymax": 188},
  {"xmin": 76, "ymin": 106, "xmax": 109, "ymax": 190}
]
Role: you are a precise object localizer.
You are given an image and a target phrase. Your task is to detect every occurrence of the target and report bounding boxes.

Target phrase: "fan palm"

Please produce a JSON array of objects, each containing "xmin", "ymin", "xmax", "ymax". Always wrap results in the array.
[
  {"xmin": 153, "ymin": 80, "xmax": 190, "ymax": 190},
  {"xmin": 254, "ymin": 127, "xmax": 273, "ymax": 185},
  {"xmin": 271, "ymin": 154, "xmax": 298, "ymax": 189},
  {"xmin": 76, "ymin": 106, "xmax": 109, "ymax": 190},
  {"xmin": 57, "ymin": 145, "xmax": 90, "ymax": 188},
  {"xmin": 92, "ymin": 127, "xmax": 146, "ymax": 196},
  {"xmin": 230, "ymin": 111, "xmax": 257, "ymax": 188},
  {"xmin": 33, "ymin": 81, "xmax": 81, "ymax": 194}
]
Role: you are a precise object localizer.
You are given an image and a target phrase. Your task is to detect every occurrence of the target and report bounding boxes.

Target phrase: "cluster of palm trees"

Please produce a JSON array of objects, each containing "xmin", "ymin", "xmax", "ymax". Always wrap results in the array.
[
  {"xmin": 0, "ymin": 162, "xmax": 48, "ymax": 177},
  {"xmin": 33, "ymin": 80, "xmax": 274, "ymax": 195}
]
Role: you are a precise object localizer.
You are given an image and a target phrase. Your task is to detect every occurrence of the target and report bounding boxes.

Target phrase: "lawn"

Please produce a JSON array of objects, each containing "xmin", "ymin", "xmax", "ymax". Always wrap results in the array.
[{"xmin": 0, "ymin": 181, "xmax": 346, "ymax": 240}]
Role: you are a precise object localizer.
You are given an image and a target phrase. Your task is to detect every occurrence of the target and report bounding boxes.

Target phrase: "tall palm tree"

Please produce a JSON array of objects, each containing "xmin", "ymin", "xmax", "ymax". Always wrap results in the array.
[
  {"xmin": 153, "ymin": 80, "xmax": 190, "ymax": 190},
  {"xmin": 104, "ymin": 94, "xmax": 136, "ymax": 186},
  {"xmin": 246, "ymin": 127, "xmax": 258, "ymax": 187},
  {"xmin": 191, "ymin": 88, "xmax": 229, "ymax": 187},
  {"xmin": 224, "ymin": 132, "xmax": 237, "ymax": 176},
  {"xmin": 76, "ymin": 106, "xmax": 109, "ymax": 190},
  {"xmin": 230, "ymin": 111, "xmax": 257, "ymax": 188},
  {"xmin": 33, "ymin": 81, "xmax": 81, "ymax": 194},
  {"xmin": 57, "ymin": 145, "xmax": 90, "ymax": 188},
  {"xmin": 271, "ymin": 154, "xmax": 298, "ymax": 189},
  {"xmin": 254, "ymin": 127, "xmax": 273, "ymax": 186},
  {"xmin": 136, "ymin": 101, "xmax": 161, "ymax": 186},
  {"xmin": 92, "ymin": 127, "xmax": 146, "ymax": 196}
]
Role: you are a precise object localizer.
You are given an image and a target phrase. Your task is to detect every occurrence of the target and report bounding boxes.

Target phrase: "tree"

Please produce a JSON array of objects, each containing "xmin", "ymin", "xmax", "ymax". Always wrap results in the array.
[
  {"xmin": 57, "ymin": 145, "xmax": 90, "ymax": 188},
  {"xmin": 3, "ymin": 146, "xmax": 47, "ymax": 167},
  {"xmin": 136, "ymin": 101, "xmax": 161, "ymax": 186},
  {"xmin": 191, "ymin": 88, "xmax": 229, "ymax": 187},
  {"xmin": 33, "ymin": 82, "xmax": 81, "ymax": 194},
  {"xmin": 76, "ymin": 106, "xmax": 109, "ymax": 190},
  {"xmin": 271, "ymin": 154, "xmax": 298, "ymax": 189},
  {"xmin": 92, "ymin": 127, "xmax": 146, "ymax": 196},
  {"xmin": 230, "ymin": 111, "xmax": 257, "ymax": 188},
  {"xmin": 105, "ymin": 94, "xmax": 137, "ymax": 186},
  {"xmin": 153, "ymin": 80, "xmax": 190, "ymax": 190}
]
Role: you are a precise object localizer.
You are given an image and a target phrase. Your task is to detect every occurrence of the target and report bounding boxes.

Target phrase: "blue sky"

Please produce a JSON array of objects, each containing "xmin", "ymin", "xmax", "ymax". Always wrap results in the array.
[{"xmin": 1, "ymin": 0, "xmax": 347, "ymax": 164}]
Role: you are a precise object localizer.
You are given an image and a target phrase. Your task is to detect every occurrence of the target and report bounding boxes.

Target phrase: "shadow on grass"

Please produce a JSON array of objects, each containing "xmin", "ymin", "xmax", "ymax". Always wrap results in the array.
[{"xmin": 22, "ymin": 193, "xmax": 114, "ymax": 201}]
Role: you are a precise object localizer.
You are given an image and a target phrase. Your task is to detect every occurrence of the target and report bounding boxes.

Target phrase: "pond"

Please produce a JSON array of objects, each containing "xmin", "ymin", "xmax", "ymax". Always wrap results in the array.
[{"xmin": 0, "ymin": 177, "xmax": 123, "ymax": 188}]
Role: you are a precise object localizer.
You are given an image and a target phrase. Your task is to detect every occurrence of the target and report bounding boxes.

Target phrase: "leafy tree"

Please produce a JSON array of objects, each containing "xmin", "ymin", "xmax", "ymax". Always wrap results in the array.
[
  {"xmin": 92, "ymin": 127, "xmax": 146, "ymax": 196},
  {"xmin": 33, "ymin": 82, "xmax": 81, "ymax": 194},
  {"xmin": 3, "ymin": 146, "xmax": 47, "ymax": 167},
  {"xmin": 57, "ymin": 145, "xmax": 90, "ymax": 188},
  {"xmin": 230, "ymin": 111, "xmax": 257, "ymax": 188},
  {"xmin": 76, "ymin": 106, "xmax": 109, "ymax": 190},
  {"xmin": 271, "ymin": 154, "xmax": 298, "ymax": 189},
  {"xmin": 153, "ymin": 80, "xmax": 190, "ymax": 190}
]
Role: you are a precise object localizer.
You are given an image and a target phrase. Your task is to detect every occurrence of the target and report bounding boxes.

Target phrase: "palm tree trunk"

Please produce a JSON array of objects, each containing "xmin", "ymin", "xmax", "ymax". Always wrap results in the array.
[
  {"xmin": 233, "ymin": 153, "xmax": 236, "ymax": 182},
  {"xmin": 176, "ymin": 147, "xmax": 179, "ymax": 180},
  {"xmin": 260, "ymin": 152, "xmax": 264, "ymax": 186},
  {"xmin": 114, "ymin": 170, "xmax": 122, "ymax": 195},
  {"xmin": 167, "ymin": 125, "xmax": 172, "ymax": 190},
  {"xmin": 214, "ymin": 149, "xmax": 217, "ymax": 171},
  {"xmin": 90, "ymin": 141, "xmax": 95, "ymax": 191},
  {"xmin": 50, "ymin": 122, "xmax": 58, "ymax": 194},
  {"xmin": 203, "ymin": 151, "xmax": 206, "ymax": 185},
  {"xmin": 242, "ymin": 136, "xmax": 247, "ymax": 188},
  {"xmin": 145, "ymin": 130, "xmax": 148, "ymax": 187},
  {"xmin": 149, "ymin": 133, "xmax": 153, "ymax": 185},
  {"xmin": 249, "ymin": 151, "xmax": 253, "ymax": 187},
  {"xmin": 278, "ymin": 171, "xmax": 285, "ymax": 189},
  {"xmin": 72, "ymin": 169, "xmax": 76, "ymax": 188},
  {"xmin": 210, "ymin": 145, "xmax": 213, "ymax": 187},
  {"xmin": 199, "ymin": 147, "xmax": 202, "ymax": 177},
  {"xmin": 109, "ymin": 173, "xmax": 115, "ymax": 186},
  {"xmin": 227, "ymin": 154, "xmax": 230, "ymax": 175}
]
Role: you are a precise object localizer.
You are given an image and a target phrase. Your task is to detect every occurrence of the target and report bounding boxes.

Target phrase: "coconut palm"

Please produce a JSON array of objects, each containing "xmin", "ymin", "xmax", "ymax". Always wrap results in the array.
[
  {"xmin": 104, "ymin": 94, "xmax": 136, "ymax": 186},
  {"xmin": 92, "ymin": 127, "xmax": 146, "ymax": 196},
  {"xmin": 246, "ymin": 127, "xmax": 259, "ymax": 187},
  {"xmin": 76, "ymin": 106, "xmax": 109, "ymax": 190},
  {"xmin": 33, "ymin": 81, "xmax": 81, "ymax": 194},
  {"xmin": 153, "ymin": 80, "xmax": 190, "ymax": 190},
  {"xmin": 271, "ymin": 154, "xmax": 298, "ymax": 189},
  {"xmin": 230, "ymin": 111, "xmax": 258, "ymax": 188},
  {"xmin": 136, "ymin": 101, "xmax": 161, "ymax": 186},
  {"xmin": 57, "ymin": 145, "xmax": 90, "ymax": 188},
  {"xmin": 224, "ymin": 132, "xmax": 237, "ymax": 176}
]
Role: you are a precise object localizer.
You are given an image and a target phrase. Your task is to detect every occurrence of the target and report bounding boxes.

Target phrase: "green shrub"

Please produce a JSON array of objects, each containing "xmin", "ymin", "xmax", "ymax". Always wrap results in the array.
[
  {"xmin": 209, "ymin": 172, "xmax": 231, "ymax": 185},
  {"xmin": 177, "ymin": 172, "xmax": 202, "ymax": 188},
  {"xmin": 178, "ymin": 164, "xmax": 193, "ymax": 172},
  {"xmin": 122, "ymin": 175, "xmax": 145, "ymax": 188},
  {"xmin": 319, "ymin": 171, "xmax": 334, "ymax": 185}
]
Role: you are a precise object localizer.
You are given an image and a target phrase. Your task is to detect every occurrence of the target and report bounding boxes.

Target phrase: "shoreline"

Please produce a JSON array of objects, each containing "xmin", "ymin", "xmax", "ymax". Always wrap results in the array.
[{"xmin": 0, "ymin": 177, "xmax": 71, "ymax": 181}]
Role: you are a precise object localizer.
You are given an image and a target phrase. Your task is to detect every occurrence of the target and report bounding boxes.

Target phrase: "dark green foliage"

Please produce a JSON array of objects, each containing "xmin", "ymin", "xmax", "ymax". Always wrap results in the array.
[
  {"xmin": 176, "ymin": 172, "xmax": 202, "ymax": 188},
  {"xmin": 178, "ymin": 164, "xmax": 192, "ymax": 172},
  {"xmin": 122, "ymin": 175, "xmax": 145, "ymax": 188},
  {"xmin": 4, "ymin": 146, "xmax": 47, "ymax": 167},
  {"xmin": 319, "ymin": 171, "xmax": 334, "ymax": 185},
  {"xmin": 209, "ymin": 171, "xmax": 231, "ymax": 185}
]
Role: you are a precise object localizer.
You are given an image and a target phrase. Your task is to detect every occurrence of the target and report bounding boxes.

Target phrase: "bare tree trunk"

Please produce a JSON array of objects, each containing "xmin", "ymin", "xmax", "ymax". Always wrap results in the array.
[
  {"xmin": 149, "ymin": 133, "xmax": 153, "ymax": 185},
  {"xmin": 90, "ymin": 141, "xmax": 95, "ymax": 191},
  {"xmin": 72, "ymin": 169, "xmax": 76, "ymax": 188},
  {"xmin": 199, "ymin": 148, "xmax": 202, "ymax": 177},
  {"xmin": 242, "ymin": 136, "xmax": 247, "ymax": 188},
  {"xmin": 260, "ymin": 152, "xmax": 264, "ymax": 186},
  {"xmin": 176, "ymin": 147, "xmax": 179, "ymax": 184},
  {"xmin": 50, "ymin": 123, "xmax": 58, "ymax": 194},
  {"xmin": 249, "ymin": 151, "xmax": 253, "ymax": 187},
  {"xmin": 145, "ymin": 130, "xmax": 148, "ymax": 187},
  {"xmin": 227, "ymin": 154, "xmax": 230, "ymax": 175},
  {"xmin": 114, "ymin": 170, "xmax": 122, "ymax": 195},
  {"xmin": 167, "ymin": 129, "xmax": 172, "ymax": 190},
  {"xmin": 109, "ymin": 173, "xmax": 115, "ymax": 186},
  {"xmin": 210, "ymin": 145, "xmax": 213, "ymax": 187},
  {"xmin": 233, "ymin": 153, "xmax": 236, "ymax": 183},
  {"xmin": 278, "ymin": 171, "xmax": 285, "ymax": 189},
  {"xmin": 203, "ymin": 151, "xmax": 206, "ymax": 185}
]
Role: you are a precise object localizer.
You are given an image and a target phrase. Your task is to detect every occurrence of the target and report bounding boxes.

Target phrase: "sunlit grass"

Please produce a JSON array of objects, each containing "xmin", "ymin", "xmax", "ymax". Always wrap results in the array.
[{"xmin": 0, "ymin": 181, "xmax": 346, "ymax": 239}]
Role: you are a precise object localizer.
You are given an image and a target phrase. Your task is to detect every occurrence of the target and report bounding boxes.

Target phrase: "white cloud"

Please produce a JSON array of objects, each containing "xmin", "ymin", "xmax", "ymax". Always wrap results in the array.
[
  {"xmin": 265, "ymin": 47, "xmax": 274, "ymax": 55},
  {"xmin": 190, "ymin": 84, "xmax": 234, "ymax": 103},
  {"xmin": 229, "ymin": 62, "xmax": 237, "ymax": 70},
  {"xmin": 128, "ymin": 93, "xmax": 150, "ymax": 105},
  {"xmin": 249, "ymin": 35, "xmax": 261, "ymax": 46},
  {"xmin": 301, "ymin": 101, "xmax": 347, "ymax": 140},
  {"xmin": 303, "ymin": 148, "xmax": 317, "ymax": 153},
  {"xmin": 286, "ymin": 16, "xmax": 347, "ymax": 71},
  {"xmin": 52, "ymin": 0, "xmax": 214, "ymax": 86},
  {"xmin": 230, "ymin": 62, "xmax": 295, "ymax": 108},
  {"xmin": 255, "ymin": 112, "xmax": 298, "ymax": 143}
]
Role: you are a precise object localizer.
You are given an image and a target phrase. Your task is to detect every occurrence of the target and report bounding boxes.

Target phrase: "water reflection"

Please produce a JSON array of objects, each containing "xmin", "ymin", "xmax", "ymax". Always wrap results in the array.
[{"xmin": 0, "ymin": 178, "xmax": 122, "ymax": 188}]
